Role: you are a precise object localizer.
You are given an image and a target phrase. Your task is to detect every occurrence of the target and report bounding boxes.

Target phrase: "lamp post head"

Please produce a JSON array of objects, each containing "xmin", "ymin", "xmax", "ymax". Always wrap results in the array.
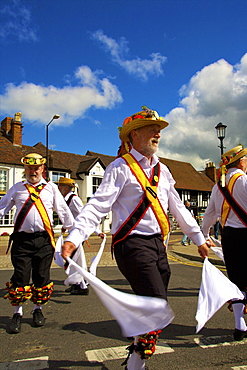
[
  {"xmin": 215, "ymin": 122, "xmax": 227, "ymax": 140},
  {"xmin": 53, "ymin": 114, "xmax": 60, "ymax": 120}
]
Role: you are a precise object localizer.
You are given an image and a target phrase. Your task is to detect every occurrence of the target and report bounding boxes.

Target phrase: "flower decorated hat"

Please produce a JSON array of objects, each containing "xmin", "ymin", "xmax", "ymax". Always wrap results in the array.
[
  {"xmin": 117, "ymin": 106, "xmax": 169, "ymax": 156},
  {"xmin": 119, "ymin": 106, "xmax": 169, "ymax": 142},
  {"xmin": 21, "ymin": 153, "xmax": 46, "ymax": 165},
  {"xmin": 220, "ymin": 145, "xmax": 247, "ymax": 167},
  {"xmin": 219, "ymin": 145, "xmax": 247, "ymax": 186},
  {"xmin": 58, "ymin": 177, "xmax": 75, "ymax": 187}
]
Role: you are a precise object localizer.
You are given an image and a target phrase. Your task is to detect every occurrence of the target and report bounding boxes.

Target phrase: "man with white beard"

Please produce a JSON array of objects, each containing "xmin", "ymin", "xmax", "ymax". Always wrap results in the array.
[{"xmin": 62, "ymin": 107, "xmax": 209, "ymax": 369}]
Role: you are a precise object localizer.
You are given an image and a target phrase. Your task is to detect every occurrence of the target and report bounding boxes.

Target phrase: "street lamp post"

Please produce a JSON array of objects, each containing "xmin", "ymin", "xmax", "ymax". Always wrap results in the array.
[
  {"xmin": 215, "ymin": 122, "xmax": 227, "ymax": 156},
  {"xmin": 46, "ymin": 114, "xmax": 60, "ymax": 180}
]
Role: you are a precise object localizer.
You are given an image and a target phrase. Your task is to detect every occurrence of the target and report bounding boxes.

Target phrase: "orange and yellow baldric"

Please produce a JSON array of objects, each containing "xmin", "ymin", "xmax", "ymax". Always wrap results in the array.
[
  {"xmin": 7, "ymin": 183, "xmax": 55, "ymax": 252},
  {"xmin": 112, "ymin": 153, "xmax": 170, "ymax": 252},
  {"xmin": 25, "ymin": 183, "xmax": 55, "ymax": 248},
  {"xmin": 219, "ymin": 173, "xmax": 247, "ymax": 227}
]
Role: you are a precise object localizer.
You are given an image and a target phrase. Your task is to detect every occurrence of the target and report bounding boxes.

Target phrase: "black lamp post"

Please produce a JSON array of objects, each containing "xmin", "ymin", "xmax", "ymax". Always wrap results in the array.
[
  {"xmin": 215, "ymin": 122, "xmax": 227, "ymax": 156},
  {"xmin": 46, "ymin": 114, "xmax": 60, "ymax": 180}
]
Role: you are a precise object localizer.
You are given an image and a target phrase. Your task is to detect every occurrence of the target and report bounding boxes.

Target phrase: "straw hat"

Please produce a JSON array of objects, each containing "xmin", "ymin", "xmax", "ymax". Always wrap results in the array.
[
  {"xmin": 220, "ymin": 145, "xmax": 247, "ymax": 166},
  {"xmin": 219, "ymin": 145, "xmax": 247, "ymax": 187},
  {"xmin": 119, "ymin": 106, "xmax": 169, "ymax": 142},
  {"xmin": 58, "ymin": 177, "xmax": 75, "ymax": 187},
  {"xmin": 21, "ymin": 153, "xmax": 46, "ymax": 165}
]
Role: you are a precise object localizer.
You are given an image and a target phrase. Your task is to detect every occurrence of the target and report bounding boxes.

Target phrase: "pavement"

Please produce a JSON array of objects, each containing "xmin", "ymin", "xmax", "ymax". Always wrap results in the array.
[{"xmin": 0, "ymin": 230, "xmax": 223, "ymax": 270}]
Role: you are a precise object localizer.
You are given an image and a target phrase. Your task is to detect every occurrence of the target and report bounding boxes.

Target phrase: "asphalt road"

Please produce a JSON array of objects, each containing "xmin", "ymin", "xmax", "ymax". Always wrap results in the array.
[{"xmin": 0, "ymin": 259, "xmax": 247, "ymax": 370}]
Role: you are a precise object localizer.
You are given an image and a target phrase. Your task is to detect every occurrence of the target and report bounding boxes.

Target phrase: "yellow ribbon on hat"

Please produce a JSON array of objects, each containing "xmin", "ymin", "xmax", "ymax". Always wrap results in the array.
[
  {"xmin": 220, "ymin": 164, "xmax": 227, "ymax": 187},
  {"xmin": 219, "ymin": 155, "xmax": 230, "ymax": 187}
]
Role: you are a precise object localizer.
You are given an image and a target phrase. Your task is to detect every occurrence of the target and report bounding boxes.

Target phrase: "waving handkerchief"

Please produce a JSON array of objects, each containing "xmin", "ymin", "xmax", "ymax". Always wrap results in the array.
[
  {"xmin": 90, "ymin": 234, "xmax": 106, "ymax": 276},
  {"xmin": 210, "ymin": 236, "xmax": 225, "ymax": 263},
  {"xmin": 196, "ymin": 257, "xmax": 244, "ymax": 333},
  {"xmin": 54, "ymin": 234, "xmax": 65, "ymax": 268},
  {"xmin": 66, "ymin": 257, "xmax": 175, "ymax": 337}
]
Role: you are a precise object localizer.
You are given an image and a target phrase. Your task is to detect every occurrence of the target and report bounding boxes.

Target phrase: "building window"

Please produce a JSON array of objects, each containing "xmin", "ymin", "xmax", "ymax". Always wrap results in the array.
[
  {"xmin": 0, "ymin": 201, "xmax": 15, "ymax": 227},
  {"xmin": 92, "ymin": 177, "xmax": 102, "ymax": 194},
  {"xmin": 0, "ymin": 169, "xmax": 8, "ymax": 194},
  {"xmin": 52, "ymin": 172, "xmax": 67, "ymax": 185},
  {"xmin": 53, "ymin": 211, "xmax": 62, "ymax": 227},
  {"xmin": 0, "ymin": 169, "xmax": 15, "ymax": 227}
]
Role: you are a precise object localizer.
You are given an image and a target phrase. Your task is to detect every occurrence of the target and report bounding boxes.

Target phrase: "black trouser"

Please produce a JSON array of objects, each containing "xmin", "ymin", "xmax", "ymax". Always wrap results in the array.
[
  {"xmin": 222, "ymin": 226, "xmax": 247, "ymax": 291},
  {"xmin": 10, "ymin": 231, "xmax": 54, "ymax": 288},
  {"xmin": 114, "ymin": 234, "xmax": 171, "ymax": 299}
]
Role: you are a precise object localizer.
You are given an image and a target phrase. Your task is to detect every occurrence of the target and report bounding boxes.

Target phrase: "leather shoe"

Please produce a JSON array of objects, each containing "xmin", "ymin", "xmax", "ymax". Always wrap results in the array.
[
  {"xmin": 33, "ymin": 309, "xmax": 45, "ymax": 327},
  {"xmin": 7, "ymin": 313, "xmax": 22, "ymax": 334},
  {"xmin": 71, "ymin": 285, "xmax": 89, "ymax": 295},
  {"xmin": 233, "ymin": 328, "xmax": 247, "ymax": 341},
  {"xmin": 65, "ymin": 285, "xmax": 73, "ymax": 293}
]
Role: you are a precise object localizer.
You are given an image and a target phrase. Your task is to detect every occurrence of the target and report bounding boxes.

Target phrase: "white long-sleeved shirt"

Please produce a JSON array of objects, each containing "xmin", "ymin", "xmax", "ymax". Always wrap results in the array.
[
  {"xmin": 65, "ymin": 191, "xmax": 102, "ymax": 236},
  {"xmin": 67, "ymin": 148, "xmax": 205, "ymax": 247},
  {"xmin": 201, "ymin": 168, "xmax": 247, "ymax": 239},
  {"xmin": 64, "ymin": 191, "xmax": 83, "ymax": 219},
  {"xmin": 0, "ymin": 179, "xmax": 74, "ymax": 233}
]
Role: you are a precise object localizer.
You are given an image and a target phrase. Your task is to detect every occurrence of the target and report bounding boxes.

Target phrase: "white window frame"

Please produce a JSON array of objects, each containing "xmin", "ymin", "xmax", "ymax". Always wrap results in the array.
[
  {"xmin": 92, "ymin": 177, "xmax": 102, "ymax": 194},
  {"xmin": 51, "ymin": 171, "xmax": 67, "ymax": 185},
  {"xmin": 0, "ymin": 168, "xmax": 8, "ymax": 193}
]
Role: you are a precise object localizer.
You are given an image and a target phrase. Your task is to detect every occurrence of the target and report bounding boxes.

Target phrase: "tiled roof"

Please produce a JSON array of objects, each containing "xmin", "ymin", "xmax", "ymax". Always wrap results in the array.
[
  {"xmin": 86, "ymin": 150, "xmax": 116, "ymax": 167},
  {"xmin": 159, "ymin": 157, "xmax": 214, "ymax": 191},
  {"xmin": 0, "ymin": 133, "xmax": 105, "ymax": 178},
  {"xmin": 86, "ymin": 150, "xmax": 214, "ymax": 191},
  {"xmin": 0, "ymin": 134, "xmax": 44, "ymax": 167},
  {"xmin": 77, "ymin": 157, "xmax": 106, "ymax": 175},
  {"xmin": 198, "ymin": 170, "xmax": 218, "ymax": 187},
  {"xmin": 0, "ymin": 131, "xmax": 214, "ymax": 191}
]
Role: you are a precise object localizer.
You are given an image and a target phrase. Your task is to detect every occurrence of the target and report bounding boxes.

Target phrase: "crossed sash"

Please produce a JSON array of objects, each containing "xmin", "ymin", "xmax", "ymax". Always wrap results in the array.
[
  {"xmin": 219, "ymin": 173, "xmax": 247, "ymax": 227},
  {"xmin": 6, "ymin": 183, "xmax": 55, "ymax": 254},
  {"xmin": 111, "ymin": 153, "xmax": 170, "ymax": 252}
]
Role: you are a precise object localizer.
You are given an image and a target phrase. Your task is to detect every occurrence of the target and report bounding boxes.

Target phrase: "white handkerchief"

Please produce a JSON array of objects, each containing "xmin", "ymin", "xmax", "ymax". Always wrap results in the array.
[
  {"xmin": 67, "ymin": 257, "xmax": 175, "ymax": 337},
  {"xmin": 54, "ymin": 234, "xmax": 65, "ymax": 268},
  {"xmin": 196, "ymin": 257, "xmax": 244, "ymax": 333},
  {"xmin": 65, "ymin": 244, "xmax": 87, "ymax": 276},
  {"xmin": 90, "ymin": 234, "xmax": 106, "ymax": 276},
  {"xmin": 210, "ymin": 237, "xmax": 225, "ymax": 263}
]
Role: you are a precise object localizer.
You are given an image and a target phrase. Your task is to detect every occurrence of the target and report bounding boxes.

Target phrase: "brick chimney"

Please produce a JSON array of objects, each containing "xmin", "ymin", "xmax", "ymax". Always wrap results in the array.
[
  {"xmin": 10, "ymin": 121, "xmax": 23, "ymax": 146},
  {"xmin": 205, "ymin": 162, "xmax": 217, "ymax": 183},
  {"xmin": 1, "ymin": 117, "xmax": 12, "ymax": 134},
  {"xmin": 1, "ymin": 113, "xmax": 23, "ymax": 146}
]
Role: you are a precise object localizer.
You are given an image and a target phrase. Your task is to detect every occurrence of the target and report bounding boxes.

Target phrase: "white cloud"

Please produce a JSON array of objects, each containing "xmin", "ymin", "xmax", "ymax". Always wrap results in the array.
[
  {"xmin": 0, "ymin": 0, "xmax": 38, "ymax": 42},
  {"xmin": 0, "ymin": 66, "xmax": 123, "ymax": 125},
  {"xmin": 158, "ymin": 53, "xmax": 247, "ymax": 170},
  {"xmin": 92, "ymin": 29, "xmax": 167, "ymax": 81}
]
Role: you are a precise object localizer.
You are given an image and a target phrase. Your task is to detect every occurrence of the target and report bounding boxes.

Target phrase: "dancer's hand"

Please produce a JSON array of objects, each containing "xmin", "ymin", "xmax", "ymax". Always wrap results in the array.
[
  {"xmin": 61, "ymin": 241, "xmax": 76, "ymax": 259},
  {"xmin": 198, "ymin": 243, "xmax": 210, "ymax": 258}
]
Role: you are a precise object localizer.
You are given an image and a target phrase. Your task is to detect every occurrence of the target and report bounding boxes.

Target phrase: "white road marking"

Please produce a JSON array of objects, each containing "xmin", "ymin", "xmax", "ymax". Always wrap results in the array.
[
  {"xmin": 0, "ymin": 356, "xmax": 49, "ymax": 369},
  {"xmin": 194, "ymin": 335, "xmax": 247, "ymax": 348},
  {"xmin": 85, "ymin": 341, "xmax": 174, "ymax": 363},
  {"xmin": 231, "ymin": 367, "xmax": 247, "ymax": 369}
]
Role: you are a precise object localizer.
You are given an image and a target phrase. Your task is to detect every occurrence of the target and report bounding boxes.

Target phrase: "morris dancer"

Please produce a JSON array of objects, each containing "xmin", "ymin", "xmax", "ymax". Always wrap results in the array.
[
  {"xmin": 202, "ymin": 145, "xmax": 247, "ymax": 341},
  {"xmin": 58, "ymin": 177, "xmax": 104, "ymax": 295},
  {"xmin": 0, "ymin": 153, "xmax": 74, "ymax": 334},
  {"xmin": 62, "ymin": 107, "xmax": 209, "ymax": 369}
]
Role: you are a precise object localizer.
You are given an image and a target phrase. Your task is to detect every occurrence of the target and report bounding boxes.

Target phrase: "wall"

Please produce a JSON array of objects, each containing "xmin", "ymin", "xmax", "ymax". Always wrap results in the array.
[{"xmin": 0, "ymin": 164, "xmax": 24, "ymax": 234}]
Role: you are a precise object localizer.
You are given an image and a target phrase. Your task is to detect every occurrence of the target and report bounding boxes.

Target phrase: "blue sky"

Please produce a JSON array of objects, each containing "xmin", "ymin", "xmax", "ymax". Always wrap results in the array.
[{"xmin": 0, "ymin": 0, "xmax": 246, "ymax": 170}]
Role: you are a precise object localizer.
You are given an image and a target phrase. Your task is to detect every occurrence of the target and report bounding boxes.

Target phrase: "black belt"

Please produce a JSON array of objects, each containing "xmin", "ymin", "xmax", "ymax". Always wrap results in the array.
[
  {"xmin": 125, "ymin": 233, "xmax": 162, "ymax": 241},
  {"xmin": 6, "ymin": 231, "xmax": 49, "ymax": 254},
  {"xmin": 17, "ymin": 231, "xmax": 48, "ymax": 238}
]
